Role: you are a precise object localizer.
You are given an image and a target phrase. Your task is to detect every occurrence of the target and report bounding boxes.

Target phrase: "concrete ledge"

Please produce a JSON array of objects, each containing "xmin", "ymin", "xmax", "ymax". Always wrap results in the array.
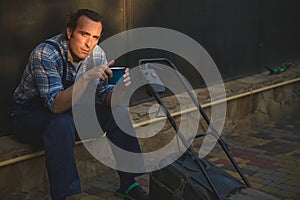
[
  {"xmin": 130, "ymin": 67, "xmax": 300, "ymax": 151},
  {"xmin": 0, "ymin": 135, "xmax": 39, "ymax": 166},
  {"xmin": 130, "ymin": 67, "xmax": 300, "ymax": 127},
  {"xmin": 0, "ymin": 137, "xmax": 112, "ymax": 199}
]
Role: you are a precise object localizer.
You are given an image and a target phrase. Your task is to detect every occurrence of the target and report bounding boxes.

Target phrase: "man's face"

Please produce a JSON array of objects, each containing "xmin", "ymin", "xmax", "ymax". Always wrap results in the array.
[{"xmin": 67, "ymin": 15, "xmax": 102, "ymax": 63}]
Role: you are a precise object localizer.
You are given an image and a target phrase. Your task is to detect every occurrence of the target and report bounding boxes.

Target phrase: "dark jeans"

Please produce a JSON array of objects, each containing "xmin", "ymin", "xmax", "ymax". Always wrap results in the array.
[{"xmin": 11, "ymin": 103, "xmax": 142, "ymax": 200}]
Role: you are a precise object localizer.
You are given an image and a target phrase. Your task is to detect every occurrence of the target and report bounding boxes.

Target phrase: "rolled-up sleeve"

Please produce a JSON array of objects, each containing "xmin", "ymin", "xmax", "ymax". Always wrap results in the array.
[
  {"xmin": 93, "ymin": 45, "xmax": 115, "ymax": 104},
  {"xmin": 96, "ymin": 82, "xmax": 114, "ymax": 104}
]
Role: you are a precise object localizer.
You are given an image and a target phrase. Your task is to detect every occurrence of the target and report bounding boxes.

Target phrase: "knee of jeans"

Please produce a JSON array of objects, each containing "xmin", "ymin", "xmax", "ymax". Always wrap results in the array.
[
  {"xmin": 109, "ymin": 106, "xmax": 135, "ymax": 135},
  {"xmin": 46, "ymin": 114, "xmax": 76, "ymax": 141},
  {"xmin": 112, "ymin": 105, "xmax": 130, "ymax": 118}
]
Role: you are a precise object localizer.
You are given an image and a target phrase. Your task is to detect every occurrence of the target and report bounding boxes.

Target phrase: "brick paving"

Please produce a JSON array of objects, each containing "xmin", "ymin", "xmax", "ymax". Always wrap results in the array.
[
  {"xmin": 4, "ymin": 108, "xmax": 298, "ymax": 200},
  {"xmin": 221, "ymin": 110, "xmax": 300, "ymax": 199},
  {"xmin": 67, "ymin": 108, "xmax": 300, "ymax": 200}
]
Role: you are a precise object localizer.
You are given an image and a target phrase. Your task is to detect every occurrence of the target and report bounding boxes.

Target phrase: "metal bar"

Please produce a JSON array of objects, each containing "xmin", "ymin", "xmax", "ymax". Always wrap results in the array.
[
  {"xmin": 151, "ymin": 88, "xmax": 223, "ymax": 200},
  {"xmin": 139, "ymin": 58, "xmax": 251, "ymax": 187}
]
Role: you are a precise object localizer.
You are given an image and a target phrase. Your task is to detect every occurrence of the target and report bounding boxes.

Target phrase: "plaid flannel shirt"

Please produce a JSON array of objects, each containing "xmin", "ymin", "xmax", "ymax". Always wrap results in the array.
[{"xmin": 13, "ymin": 34, "xmax": 114, "ymax": 111}]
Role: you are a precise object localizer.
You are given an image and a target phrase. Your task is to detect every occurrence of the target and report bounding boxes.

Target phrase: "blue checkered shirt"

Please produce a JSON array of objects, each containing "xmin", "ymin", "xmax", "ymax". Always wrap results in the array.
[{"xmin": 13, "ymin": 34, "xmax": 114, "ymax": 111}]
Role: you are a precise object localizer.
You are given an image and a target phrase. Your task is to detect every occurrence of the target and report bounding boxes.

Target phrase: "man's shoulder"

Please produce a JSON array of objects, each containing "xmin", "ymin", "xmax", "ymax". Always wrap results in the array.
[
  {"xmin": 93, "ymin": 45, "xmax": 105, "ymax": 54},
  {"xmin": 35, "ymin": 33, "xmax": 64, "ymax": 46},
  {"xmin": 90, "ymin": 45, "xmax": 107, "ymax": 65},
  {"xmin": 47, "ymin": 34, "xmax": 66, "ymax": 44},
  {"xmin": 34, "ymin": 34, "xmax": 66, "ymax": 56},
  {"xmin": 92, "ymin": 45, "xmax": 106, "ymax": 60}
]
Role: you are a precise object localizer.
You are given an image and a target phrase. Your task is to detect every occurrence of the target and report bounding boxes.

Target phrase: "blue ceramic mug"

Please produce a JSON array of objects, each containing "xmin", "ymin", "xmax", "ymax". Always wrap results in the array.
[{"xmin": 108, "ymin": 66, "xmax": 126, "ymax": 85}]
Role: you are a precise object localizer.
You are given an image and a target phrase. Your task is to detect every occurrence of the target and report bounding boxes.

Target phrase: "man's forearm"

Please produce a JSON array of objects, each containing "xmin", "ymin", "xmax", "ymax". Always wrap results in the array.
[{"xmin": 52, "ymin": 76, "xmax": 90, "ymax": 114}]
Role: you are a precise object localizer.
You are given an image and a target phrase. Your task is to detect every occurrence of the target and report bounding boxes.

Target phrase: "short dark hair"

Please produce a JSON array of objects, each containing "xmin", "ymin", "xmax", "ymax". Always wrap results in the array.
[{"xmin": 66, "ymin": 9, "xmax": 103, "ymax": 37}]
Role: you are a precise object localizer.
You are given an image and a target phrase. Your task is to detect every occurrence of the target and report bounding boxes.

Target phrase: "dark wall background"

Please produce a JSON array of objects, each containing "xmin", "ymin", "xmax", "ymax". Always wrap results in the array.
[
  {"xmin": 1, "ymin": 0, "xmax": 299, "ymax": 136},
  {"xmin": 125, "ymin": 0, "xmax": 300, "ymax": 80}
]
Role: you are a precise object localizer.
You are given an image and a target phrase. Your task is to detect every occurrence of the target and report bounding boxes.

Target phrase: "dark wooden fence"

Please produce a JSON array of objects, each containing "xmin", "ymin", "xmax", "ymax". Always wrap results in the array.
[{"xmin": 1, "ymin": 0, "xmax": 299, "ymax": 135}]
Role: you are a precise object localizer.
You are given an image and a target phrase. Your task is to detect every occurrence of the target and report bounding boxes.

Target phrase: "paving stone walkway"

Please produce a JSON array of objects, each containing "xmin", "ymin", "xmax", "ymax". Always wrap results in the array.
[
  {"xmin": 66, "ymin": 108, "xmax": 300, "ymax": 200},
  {"xmin": 5, "ymin": 108, "xmax": 299, "ymax": 200}
]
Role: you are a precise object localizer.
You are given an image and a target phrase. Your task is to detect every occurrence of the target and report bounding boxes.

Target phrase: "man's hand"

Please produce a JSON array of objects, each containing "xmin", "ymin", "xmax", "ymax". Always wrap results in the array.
[
  {"xmin": 122, "ymin": 68, "xmax": 131, "ymax": 86},
  {"xmin": 105, "ymin": 67, "xmax": 131, "ymax": 107},
  {"xmin": 83, "ymin": 60, "xmax": 115, "ymax": 82},
  {"xmin": 53, "ymin": 60, "xmax": 115, "ymax": 114}
]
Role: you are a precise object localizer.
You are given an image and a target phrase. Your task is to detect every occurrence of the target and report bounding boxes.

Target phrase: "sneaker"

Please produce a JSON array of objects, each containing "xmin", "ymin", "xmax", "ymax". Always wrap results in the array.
[{"xmin": 115, "ymin": 182, "xmax": 150, "ymax": 200}]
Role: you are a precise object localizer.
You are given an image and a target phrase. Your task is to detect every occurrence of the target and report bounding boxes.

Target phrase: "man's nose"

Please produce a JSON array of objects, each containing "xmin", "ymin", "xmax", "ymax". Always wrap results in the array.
[{"xmin": 86, "ymin": 37, "xmax": 92, "ymax": 47}]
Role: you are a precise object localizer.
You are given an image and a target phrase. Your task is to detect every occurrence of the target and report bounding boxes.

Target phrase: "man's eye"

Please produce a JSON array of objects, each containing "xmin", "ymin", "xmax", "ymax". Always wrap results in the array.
[{"xmin": 81, "ymin": 32, "xmax": 88, "ymax": 37}]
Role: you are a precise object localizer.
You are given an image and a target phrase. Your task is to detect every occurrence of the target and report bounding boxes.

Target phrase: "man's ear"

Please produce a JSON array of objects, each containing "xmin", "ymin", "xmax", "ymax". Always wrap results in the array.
[{"xmin": 66, "ymin": 28, "xmax": 72, "ymax": 39}]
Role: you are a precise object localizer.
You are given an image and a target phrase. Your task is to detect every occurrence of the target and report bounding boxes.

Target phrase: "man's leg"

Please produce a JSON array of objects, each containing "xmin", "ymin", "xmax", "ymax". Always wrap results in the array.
[
  {"xmin": 12, "ymin": 109, "xmax": 81, "ymax": 200},
  {"xmin": 95, "ymin": 105, "xmax": 144, "ymax": 190},
  {"xmin": 43, "ymin": 113, "xmax": 81, "ymax": 199}
]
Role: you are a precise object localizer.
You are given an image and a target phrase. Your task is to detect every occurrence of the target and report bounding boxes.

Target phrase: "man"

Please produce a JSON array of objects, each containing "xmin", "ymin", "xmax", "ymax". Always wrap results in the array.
[{"xmin": 11, "ymin": 9, "xmax": 149, "ymax": 200}]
